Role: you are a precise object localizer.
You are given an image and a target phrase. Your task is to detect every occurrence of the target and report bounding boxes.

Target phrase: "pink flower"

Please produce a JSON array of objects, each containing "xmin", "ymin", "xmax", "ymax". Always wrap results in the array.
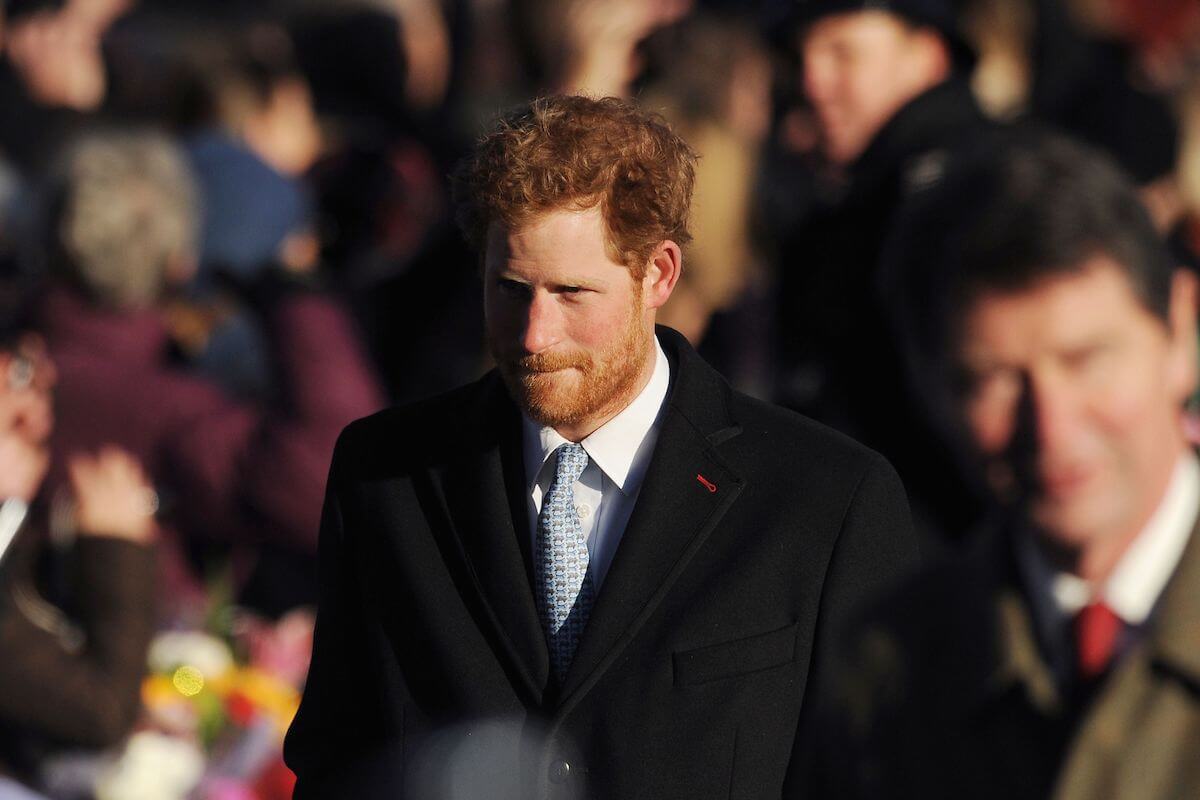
[
  {"xmin": 233, "ymin": 609, "xmax": 315, "ymax": 689},
  {"xmin": 199, "ymin": 777, "xmax": 256, "ymax": 800}
]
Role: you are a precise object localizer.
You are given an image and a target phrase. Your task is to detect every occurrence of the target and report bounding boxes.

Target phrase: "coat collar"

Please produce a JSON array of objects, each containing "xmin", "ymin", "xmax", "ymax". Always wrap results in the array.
[
  {"xmin": 556, "ymin": 326, "xmax": 745, "ymax": 707},
  {"xmin": 967, "ymin": 505, "xmax": 1200, "ymax": 719},
  {"xmin": 428, "ymin": 326, "xmax": 746, "ymax": 711},
  {"xmin": 1145, "ymin": 514, "xmax": 1200, "ymax": 687},
  {"xmin": 849, "ymin": 77, "xmax": 985, "ymax": 195},
  {"xmin": 427, "ymin": 371, "xmax": 551, "ymax": 705},
  {"xmin": 924, "ymin": 520, "xmax": 1065, "ymax": 721}
]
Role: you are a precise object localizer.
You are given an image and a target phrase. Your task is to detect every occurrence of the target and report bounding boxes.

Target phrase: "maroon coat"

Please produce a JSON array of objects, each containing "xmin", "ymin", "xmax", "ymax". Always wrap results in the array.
[{"xmin": 38, "ymin": 285, "xmax": 385, "ymax": 555}]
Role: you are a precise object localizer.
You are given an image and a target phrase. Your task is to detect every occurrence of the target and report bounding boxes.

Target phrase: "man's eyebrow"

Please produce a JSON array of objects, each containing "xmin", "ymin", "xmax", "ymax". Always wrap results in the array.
[
  {"xmin": 552, "ymin": 277, "xmax": 605, "ymax": 289},
  {"xmin": 493, "ymin": 272, "xmax": 608, "ymax": 290},
  {"xmin": 957, "ymin": 349, "xmax": 1009, "ymax": 373}
]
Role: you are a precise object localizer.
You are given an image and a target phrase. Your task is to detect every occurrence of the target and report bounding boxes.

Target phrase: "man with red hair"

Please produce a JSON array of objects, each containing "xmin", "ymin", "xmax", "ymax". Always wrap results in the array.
[{"xmin": 285, "ymin": 95, "xmax": 916, "ymax": 800}]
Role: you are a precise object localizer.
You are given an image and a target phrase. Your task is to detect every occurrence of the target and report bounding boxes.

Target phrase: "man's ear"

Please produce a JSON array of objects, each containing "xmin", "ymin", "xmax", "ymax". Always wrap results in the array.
[
  {"xmin": 1168, "ymin": 267, "xmax": 1199, "ymax": 402},
  {"xmin": 641, "ymin": 240, "xmax": 682, "ymax": 311}
]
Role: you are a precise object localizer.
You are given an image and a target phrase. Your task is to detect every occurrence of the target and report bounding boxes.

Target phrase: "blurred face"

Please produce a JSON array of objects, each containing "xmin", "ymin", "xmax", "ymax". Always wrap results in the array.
[
  {"xmin": 0, "ymin": 340, "xmax": 56, "ymax": 502},
  {"xmin": 0, "ymin": 337, "xmax": 55, "ymax": 445},
  {"xmin": 802, "ymin": 11, "xmax": 948, "ymax": 165},
  {"xmin": 484, "ymin": 207, "xmax": 656, "ymax": 438},
  {"xmin": 958, "ymin": 257, "xmax": 1196, "ymax": 555}
]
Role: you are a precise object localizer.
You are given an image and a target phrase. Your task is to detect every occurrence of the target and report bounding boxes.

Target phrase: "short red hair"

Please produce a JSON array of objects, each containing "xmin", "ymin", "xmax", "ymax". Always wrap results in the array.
[{"xmin": 452, "ymin": 95, "xmax": 698, "ymax": 277}]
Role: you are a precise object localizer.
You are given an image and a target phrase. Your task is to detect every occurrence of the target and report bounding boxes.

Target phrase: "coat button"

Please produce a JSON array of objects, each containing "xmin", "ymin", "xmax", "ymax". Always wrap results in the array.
[{"xmin": 548, "ymin": 759, "xmax": 571, "ymax": 784}]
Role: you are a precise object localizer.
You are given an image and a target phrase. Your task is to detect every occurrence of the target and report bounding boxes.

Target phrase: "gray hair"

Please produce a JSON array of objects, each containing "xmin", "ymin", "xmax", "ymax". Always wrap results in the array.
[{"xmin": 50, "ymin": 129, "xmax": 198, "ymax": 310}]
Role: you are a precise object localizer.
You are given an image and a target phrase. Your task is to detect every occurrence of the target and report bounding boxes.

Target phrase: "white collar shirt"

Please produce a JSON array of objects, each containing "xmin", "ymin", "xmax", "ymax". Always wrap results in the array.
[
  {"xmin": 522, "ymin": 337, "xmax": 670, "ymax": 591},
  {"xmin": 0, "ymin": 497, "xmax": 28, "ymax": 565},
  {"xmin": 1017, "ymin": 451, "xmax": 1200, "ymax": 681}
]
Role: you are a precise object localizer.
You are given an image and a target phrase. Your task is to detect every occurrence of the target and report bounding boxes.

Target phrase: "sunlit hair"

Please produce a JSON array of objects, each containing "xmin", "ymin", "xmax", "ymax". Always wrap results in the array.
[
  {"xmin": 47, "ymin": 129, "xmax": 197, "ymax": 310},
  {"xmin": 452, "ymin": 95, "xmax": 698, "ymax": 277}
]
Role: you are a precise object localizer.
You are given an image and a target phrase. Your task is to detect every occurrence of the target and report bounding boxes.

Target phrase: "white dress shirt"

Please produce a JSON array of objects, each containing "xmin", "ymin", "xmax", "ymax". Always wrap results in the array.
[
  {"xmin": 0, "ymin": 497, "xmax": 28, "ymax": 565},
  {"xmin": 522, "ymin": 337, "xmax": 670, "ymax": 591},
  {"xmin": 1017, "ymin": 451, "xmax": 1200, "ymax": 680}
]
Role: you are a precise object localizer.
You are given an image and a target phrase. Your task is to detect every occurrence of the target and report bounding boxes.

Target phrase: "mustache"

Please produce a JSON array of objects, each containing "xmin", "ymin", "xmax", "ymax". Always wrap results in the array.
[{"xmin": 508, "ymin": 351, "xmax": 593, "ymax": 373}]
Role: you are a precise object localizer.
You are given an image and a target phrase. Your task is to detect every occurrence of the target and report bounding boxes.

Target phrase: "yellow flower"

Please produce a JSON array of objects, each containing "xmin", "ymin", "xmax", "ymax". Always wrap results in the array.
[{"xmin": 141, "ymin": 674, "xmax": 179, "ymax": 709}]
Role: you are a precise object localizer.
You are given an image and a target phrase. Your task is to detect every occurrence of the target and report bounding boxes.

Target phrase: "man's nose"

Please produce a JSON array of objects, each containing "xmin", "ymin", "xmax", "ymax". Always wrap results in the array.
[
  {"xmin": 519, "ymin": 291, "xmax": 561, "ymax": 354},
  {"xmin": 1013, "ymin": 373, "xmax": 1081, "ymax": 459},
  {"xmin": 802, "ymin": 53, "xmax": 834, "ymax": 105}
]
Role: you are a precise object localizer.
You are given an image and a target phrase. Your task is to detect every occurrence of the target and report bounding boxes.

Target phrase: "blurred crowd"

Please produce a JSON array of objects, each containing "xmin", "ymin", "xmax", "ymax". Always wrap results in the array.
[{"xmin": 1, "ymin": 0, "xmax": 1199, "ymax": 796}]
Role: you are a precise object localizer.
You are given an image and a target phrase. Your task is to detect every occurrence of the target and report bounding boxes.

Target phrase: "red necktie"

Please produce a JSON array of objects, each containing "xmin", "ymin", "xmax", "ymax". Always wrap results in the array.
[{"xmin": 1073, "ymin": 601, "xmax": 1123, "ymax": 681}]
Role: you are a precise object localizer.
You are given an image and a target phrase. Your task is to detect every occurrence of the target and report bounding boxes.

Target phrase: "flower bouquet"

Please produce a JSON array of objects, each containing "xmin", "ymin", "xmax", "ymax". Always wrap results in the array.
[{"xmin": 93, "ymin": 608, "xmax": 313, "ymax": 800}]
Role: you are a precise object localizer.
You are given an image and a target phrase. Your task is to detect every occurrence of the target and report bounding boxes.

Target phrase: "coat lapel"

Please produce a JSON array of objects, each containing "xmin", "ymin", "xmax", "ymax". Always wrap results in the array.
[
  {"xmin": 431, "ymin": 375, "xmax": 551, "ymax": 704},
  {"xmin": 1144, "ymin": 511, "xmax": 1200, "ymax": 691},
  {"xmin": 1054, "ymin": 513, "xmax": 1200, "ymax": 800},
  {"xmin": 943, "ymin": 526, "xmax": 1070, "ymax": 797},
  {"xmin": 955, "ymin": 525, "xmax": 1062, "ymax": 717},
  {"xmin": 557, "ymin": 329, "xmax": 746, "ymax": 707}
]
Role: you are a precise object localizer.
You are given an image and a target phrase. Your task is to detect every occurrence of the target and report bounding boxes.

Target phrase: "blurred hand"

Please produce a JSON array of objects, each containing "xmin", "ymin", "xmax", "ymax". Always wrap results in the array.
[
  {"xmin": 6, "ymin": 8, "xmax": 106, "ymax": 111},
  {"xmin": 561, "ymin": 0, "xmax": 691, "ymax": 95},
  {"xmin": 68, "ymin": 447, "xmax": 157, "ymax": 543},
  {"xmin": 395, "ymin": 0, "xmax": 452, "ymax": 110},
  {"xmin": 277, "ymin": 230, "xmax": 321, "ymax": 275},
  {"xmin": 565, "ymin": 0, "xmax": 656, "ymax": 53},
  {"xmin": 0, "ymin": 432, "xmax": 49, "ymax": 502}
]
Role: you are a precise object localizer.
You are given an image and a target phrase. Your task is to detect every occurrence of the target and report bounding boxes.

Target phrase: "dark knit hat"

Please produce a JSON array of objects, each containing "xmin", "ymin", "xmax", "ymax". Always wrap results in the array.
[{"xmin": 793, "ymin": 0, "xmax": 976, "ymax": 72}]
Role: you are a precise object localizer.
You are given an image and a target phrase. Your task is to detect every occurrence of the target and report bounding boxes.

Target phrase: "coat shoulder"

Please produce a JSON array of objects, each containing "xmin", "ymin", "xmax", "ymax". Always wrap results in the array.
[
  {"xmin": 712, "ymin": 391, "xmax": 912, "ymax": 552},
  {"xmin": 727, "ymin": 391, "xmax": 895, "ymax": 486},
  {"xmin": 331, "ymin": 376, "xmax": 499, "ymax": 480}
]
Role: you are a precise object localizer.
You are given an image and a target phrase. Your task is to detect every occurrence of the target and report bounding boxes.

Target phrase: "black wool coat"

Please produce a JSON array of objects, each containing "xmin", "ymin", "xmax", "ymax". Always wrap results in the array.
[{"xmin": 284, "ymin": 327, "xmax": 918, "ymax": 799}]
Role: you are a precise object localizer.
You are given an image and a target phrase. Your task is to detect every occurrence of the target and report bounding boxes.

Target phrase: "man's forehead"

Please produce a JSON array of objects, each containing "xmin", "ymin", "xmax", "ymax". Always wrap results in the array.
[
  {"xmin": 957, "ymin": 256, "xmax": 1162, "ymax": 354},
  {"xmin": 486, "ymin": 207, "xmax": 602, "ymax": 239},
  {"xmin": 801, "ymin": 8, "xmax": 909, "ymax": 46},
  {"xmin": 483, "ymin": 207, "xmax": 632, "ymax": 270},
  {"xmin": 967, "ymin": 257, "xmax": 1143, "ymax": 312}
]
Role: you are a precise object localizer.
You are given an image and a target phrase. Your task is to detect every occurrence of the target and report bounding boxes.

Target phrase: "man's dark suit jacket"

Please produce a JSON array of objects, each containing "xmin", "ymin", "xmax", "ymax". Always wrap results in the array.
[
  {"xmin": 284, "ymin": 327, "xmax": 917, "ymax": 799},
  {"xmin": 805, "ymin": 513, "xmax": 1200, "ymax": 800}
]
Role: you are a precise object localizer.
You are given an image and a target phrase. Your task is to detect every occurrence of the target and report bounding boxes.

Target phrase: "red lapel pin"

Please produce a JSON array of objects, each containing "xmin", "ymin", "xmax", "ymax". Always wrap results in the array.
[{"xmin": 696, "ymin": 473, "xmax": 717, "ymax": 493}]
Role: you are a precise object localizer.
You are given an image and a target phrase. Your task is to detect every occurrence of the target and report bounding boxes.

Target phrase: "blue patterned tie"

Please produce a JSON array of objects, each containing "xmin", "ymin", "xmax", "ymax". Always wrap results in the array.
[{"xmin": 535, "ymin": 443, "xmax": 594, "ymax": 682}]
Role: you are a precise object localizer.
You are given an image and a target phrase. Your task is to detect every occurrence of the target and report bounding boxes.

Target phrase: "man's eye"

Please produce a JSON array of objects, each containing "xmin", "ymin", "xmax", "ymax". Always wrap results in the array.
[
  {"xmin": 561, "ymin": 286, "xmax": 583, "ymax": 294},
  {"xmin": 498, "ymin": 279, "xmax": 531, "ymax": 298},
  {"xmin": 1063, "ymin": 345, "xmax": 1107, "ymax": 373},
  {"xmin": 972, "ymin": 370, "xmax": 1021, "ymax": 408}
]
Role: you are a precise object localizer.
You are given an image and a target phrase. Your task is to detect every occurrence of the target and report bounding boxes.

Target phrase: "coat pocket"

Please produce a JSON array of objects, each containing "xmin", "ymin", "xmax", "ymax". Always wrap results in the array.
[{"xmin": 672, "ymin": 621, "xmax": 799, "ymax": 686}]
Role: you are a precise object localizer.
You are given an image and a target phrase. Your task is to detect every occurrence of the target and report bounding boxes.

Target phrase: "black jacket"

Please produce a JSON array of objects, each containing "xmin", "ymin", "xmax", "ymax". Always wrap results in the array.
[
  {"xmin": 778, "ymin": 77, "xmax": 993, "ymax": 546},
  {"xmin": 284, "ymin": 327, "xmax": 917, "ymax": 799}
]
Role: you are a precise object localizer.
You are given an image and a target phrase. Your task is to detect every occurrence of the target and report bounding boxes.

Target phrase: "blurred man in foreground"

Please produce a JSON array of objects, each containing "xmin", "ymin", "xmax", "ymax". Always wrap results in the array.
[
  {"xmin": 811, "ymin": 134, "xmax": 1200, "ymax": 799},
  {"xmin": 285, "ymin": 95, "xmax": 916, "ymax": 800}
]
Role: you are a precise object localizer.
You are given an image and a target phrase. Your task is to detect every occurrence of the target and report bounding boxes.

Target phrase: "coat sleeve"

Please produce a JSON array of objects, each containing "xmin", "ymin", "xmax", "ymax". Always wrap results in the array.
[
  {"xmin": 782, "ymin": 453, "xmax": 920, "ymax": 799},
  {"xmin": 282, "ymin": 427, "xmax": 406, "ymax": 799},
  {"xmin": 0, "ymin": 533, "xmax": 156, "ymax": 747}
]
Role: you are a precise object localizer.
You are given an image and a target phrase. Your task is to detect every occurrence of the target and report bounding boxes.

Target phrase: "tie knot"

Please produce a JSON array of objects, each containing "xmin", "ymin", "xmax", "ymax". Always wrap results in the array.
[
  {"xmin": 553, "ymin": 443, "xmax": 589, "ymax": 484},
  {"xmin": 1073, "ymin": 600, "xmax": 1123, "ymax": 682}
]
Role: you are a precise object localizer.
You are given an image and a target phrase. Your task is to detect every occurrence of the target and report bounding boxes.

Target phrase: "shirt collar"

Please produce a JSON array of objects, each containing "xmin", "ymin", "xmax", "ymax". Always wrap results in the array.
[
  {"xmin": 522, "ymin": 337, "xmax": 670, "ymax": 495},
  {"xmin": 1019, "ymin": 451, "xmax": 1200, "ymax": 626}
]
